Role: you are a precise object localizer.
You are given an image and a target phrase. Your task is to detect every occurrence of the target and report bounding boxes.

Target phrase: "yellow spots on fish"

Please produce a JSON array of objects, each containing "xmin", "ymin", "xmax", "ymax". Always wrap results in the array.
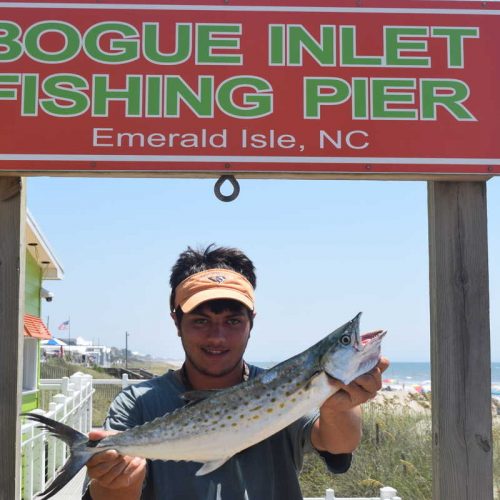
[
  {"xmin": 291, "ymin": 398, "xmax": 297, "ymax": 403},
  {"xmin": 215, "ymin": 411, "xmax": 221, "ymax": 416},
  {"xmin": 295, "ymin": 382, "xmax": 301, "ymax": 388},
  {"xmin": 250, "ymin": 405, "xmax": 262, "ymax": 412},
  {"xmin": 252, "ymin": 415, "xmax": 260, "ymax": 420},
  {"xmin": 279, "ymin": 403, "xmax": 285, "ymax": 409},
  {"xmin": 298, "ymin": 391, "xmax": 303, "ymax": 396},
  {"xmin": 266, "ymin": 408, "xmax": 274, "ymax": 413},
  {"xmin": 285, "ymin": 391, "xmax": 291, "ymax": 396},
  {"xmin": 226, "ymin": 415, "xmax": 232, "ymax": 420},
  {"xmin": 239, "ymin": 414, "xmax": 245, "ymax": 419},
  {"xmin": 220, "ymin": 424, "xmax": 226, "ymax": 428},
  {"xmin": 212, "ymin": 420, "xmax": 218, "ymax": 425},
  {"xmin": 231, "ymin": 423, "xmax": 238, "ymax": 427}
]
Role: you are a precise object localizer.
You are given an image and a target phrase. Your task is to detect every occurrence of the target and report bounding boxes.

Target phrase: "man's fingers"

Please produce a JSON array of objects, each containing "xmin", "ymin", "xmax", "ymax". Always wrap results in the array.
[
  {"xmin": 87, "ymin": 450, "xmax": 120, "ymax": 467},
  {"xmin": 378, "ymin": 356, "xmax": 390, "ymax": 374},
  {"xmin": 87, "ymin": 453, "xmax": 123, "ymax": 479},
  {"xmin": 88, "ymin": 429, "xmax": 118, "ymax": 441},
  {"xmin": 355, "ymin": 370, "xmax": 382, "ymax": 393},
  {"xmin": 94, "ymin": 458, "xmax": 130, "ymax": 488},
  {"xmin": 123, "ymin": 457, "xmax": 147, "ymax": 484}
]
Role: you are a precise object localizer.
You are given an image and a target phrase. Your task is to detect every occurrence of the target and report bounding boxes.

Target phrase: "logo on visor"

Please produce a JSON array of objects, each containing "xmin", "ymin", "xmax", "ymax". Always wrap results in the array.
[{"xmin": 208, "ymin": 275, "xmax": 227, "ymax": 284}]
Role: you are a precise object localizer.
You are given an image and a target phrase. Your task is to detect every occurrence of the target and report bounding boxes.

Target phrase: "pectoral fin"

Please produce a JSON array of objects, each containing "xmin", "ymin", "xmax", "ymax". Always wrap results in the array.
[{"xmin": 195, "ymin": 457, "xmax": 232, "ymax": 476}]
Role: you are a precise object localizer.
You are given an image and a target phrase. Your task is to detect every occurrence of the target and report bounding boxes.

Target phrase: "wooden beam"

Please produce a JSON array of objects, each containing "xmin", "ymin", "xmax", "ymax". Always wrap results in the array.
[
  {"xmin": 0, "ymin": 176, "xmax": 25, "ymax": 500},
  {"xmin": 428, "ymin": 181, "xmax": 492, "ymax": 499},
  {"xmin": 0, "ymin": 169, "xmax": 493, "ymax": 182}
]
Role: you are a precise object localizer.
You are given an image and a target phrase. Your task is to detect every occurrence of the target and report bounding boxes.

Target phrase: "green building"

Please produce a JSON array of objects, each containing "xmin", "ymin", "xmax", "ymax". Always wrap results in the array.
[{"xmin": 22, "ymin": 212, "xmax": 64, "ymax": 412}]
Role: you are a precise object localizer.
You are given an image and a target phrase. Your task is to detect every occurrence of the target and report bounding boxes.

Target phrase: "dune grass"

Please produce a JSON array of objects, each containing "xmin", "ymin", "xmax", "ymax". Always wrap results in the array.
[{"xmin": 300, "ymin": 395, "xmax": 500, "ymax": 499}]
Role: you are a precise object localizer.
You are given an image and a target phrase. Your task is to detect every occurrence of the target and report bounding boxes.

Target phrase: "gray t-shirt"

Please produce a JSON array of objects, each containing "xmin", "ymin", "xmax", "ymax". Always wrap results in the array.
[{"xmin": 103, "ymin": 365, "xmax": 351, "ymax": 500}]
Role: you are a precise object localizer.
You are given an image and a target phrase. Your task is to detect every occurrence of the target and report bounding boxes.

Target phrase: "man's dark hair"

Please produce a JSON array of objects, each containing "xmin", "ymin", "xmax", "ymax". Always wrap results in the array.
[{"xmin": 169, "ymin": 244, "xmax": 257, "ymax": 321}]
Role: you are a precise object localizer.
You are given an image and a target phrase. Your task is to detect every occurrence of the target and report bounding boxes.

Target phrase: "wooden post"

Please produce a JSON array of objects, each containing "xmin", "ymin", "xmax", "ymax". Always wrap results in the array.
[
  {"xmin": 428, "ymin": 181, "xmax": 493, "ymax": 499},
  {"xmin": 0, "ymin": 176, "xmax": 26, "ymax": 500}
]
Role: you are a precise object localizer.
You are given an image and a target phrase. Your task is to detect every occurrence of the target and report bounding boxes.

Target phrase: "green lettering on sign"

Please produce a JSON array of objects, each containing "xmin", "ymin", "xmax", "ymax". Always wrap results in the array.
[
  {"xmin": 421, "ymin": 79, "xmax": 476, "ymax": 120},
  {"xmin": 25, "ymin": 21, "xmax": 80, "ymax": 63},
  {"xmin": 372, "ymin": 79, "xmax": 417, "ymax": 119},
  {"xmin": 196, "ymin": 24, "xmax": 242, "ymax": 64},
  {"xmin": 165, "ymin": 76, "xmax": 213, "ymax": 117},
  {"xmin": 385, "ymin": 27, "xmax": 430, "ymax": 67},
  {"xmin": 143, "ymin": 23, "xmax": 191, "ymax": 64},
  {"xmin": 304, "ymin": 78, "xmax": 350, "ymax": 118},
  {"xmin": 431, "ymin": 27, "xmax": 479, "ymax": 68},
  {"xmin": 340, "ymin": 26, "xmax": 382, "ymax": 66},
  {"xmin": 217, "ymin": 76, "xmax": 272, "ymax": 118},
  {"xmin": 93, "ymin": 75, "xmax": 142, "ymax": 116},
  {"xmin": 40, "ymin": 74, "xmax": 89, "ymax": 116},
  {"xmin": 288, "ymin": 25, "xmax": 335, "ymax": 65},
  {"xmin": 0, "ymin": 22, "xmax": 22, "ymax": 61},
  {"xmin": 85, "ymin": 22, "xmax": 139, "ymax": 63}
]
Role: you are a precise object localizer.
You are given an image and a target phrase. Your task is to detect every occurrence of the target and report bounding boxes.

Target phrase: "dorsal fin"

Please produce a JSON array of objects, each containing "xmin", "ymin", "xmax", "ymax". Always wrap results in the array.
[{"xmin": 180, "ymin": 389, "xmax": 221, "ymax": 404}]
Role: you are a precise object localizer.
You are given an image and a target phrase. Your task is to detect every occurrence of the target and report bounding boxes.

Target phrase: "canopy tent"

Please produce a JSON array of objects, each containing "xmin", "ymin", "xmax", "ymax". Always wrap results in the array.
[{"xmin": 41, "ymin": 338, "xmax": 67, "ymax": 346}]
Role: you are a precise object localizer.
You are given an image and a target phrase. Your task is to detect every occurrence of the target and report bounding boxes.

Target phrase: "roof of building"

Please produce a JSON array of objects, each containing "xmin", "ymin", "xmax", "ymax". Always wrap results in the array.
[{"xmin": 26, "ymin": 211, "xmax": 64, "ymax": 280}]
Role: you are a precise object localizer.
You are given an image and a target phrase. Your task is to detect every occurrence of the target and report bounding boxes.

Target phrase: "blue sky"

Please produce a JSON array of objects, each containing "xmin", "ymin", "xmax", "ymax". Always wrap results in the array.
[{"xmin": 28, "ymin": 176, "xmax": 499, "ymax": 362}]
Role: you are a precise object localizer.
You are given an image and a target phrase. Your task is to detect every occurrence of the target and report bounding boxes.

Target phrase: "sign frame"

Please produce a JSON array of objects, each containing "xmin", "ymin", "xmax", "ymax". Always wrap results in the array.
[{"xmin": 0, "ymin": 0, "xmax": 499, "ymax": 178}]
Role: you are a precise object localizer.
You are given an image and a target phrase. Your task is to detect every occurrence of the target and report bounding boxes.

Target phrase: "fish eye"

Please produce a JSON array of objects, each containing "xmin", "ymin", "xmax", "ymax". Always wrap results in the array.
[{"xmin": 339, "ymin": 334, "xmax": 351, "ymax": 346}]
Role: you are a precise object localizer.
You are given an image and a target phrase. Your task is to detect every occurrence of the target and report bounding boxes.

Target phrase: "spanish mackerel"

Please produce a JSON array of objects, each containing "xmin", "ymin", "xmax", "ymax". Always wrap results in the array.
[{"xmin": 24, "ymin": 313, "xmax": 385, "ymax": 499}]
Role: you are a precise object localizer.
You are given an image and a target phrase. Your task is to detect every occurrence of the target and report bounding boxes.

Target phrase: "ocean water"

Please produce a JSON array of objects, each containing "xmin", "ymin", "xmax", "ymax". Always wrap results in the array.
[
  {"xmin": 383, "ymin": 362, "xmax": 500, "ymax": 385},
  {"xmin": 251, "ymin": 361, "xmax": 500, "ymax": 394}
]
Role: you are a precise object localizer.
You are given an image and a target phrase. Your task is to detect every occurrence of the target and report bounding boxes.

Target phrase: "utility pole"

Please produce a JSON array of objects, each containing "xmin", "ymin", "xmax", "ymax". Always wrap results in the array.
[{"xmin": 125, "ymin": 331, "xmax": 130, "ymax": 370}]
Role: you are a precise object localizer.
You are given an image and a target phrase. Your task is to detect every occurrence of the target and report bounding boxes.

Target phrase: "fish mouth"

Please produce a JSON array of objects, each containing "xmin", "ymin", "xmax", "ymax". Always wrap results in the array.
[{"xmin": 359, "ymin": 330, "xmax": 386, "ymax": 348}]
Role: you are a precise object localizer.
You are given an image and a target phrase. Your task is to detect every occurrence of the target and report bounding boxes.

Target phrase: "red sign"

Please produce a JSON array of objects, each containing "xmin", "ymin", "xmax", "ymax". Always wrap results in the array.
[{"xmin": 0, "ymin": 1, "xmax": 499, "ymax": 176}]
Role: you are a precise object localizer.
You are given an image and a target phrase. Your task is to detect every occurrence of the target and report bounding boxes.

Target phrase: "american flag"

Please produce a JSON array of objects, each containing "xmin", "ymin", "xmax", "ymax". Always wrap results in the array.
[{"xmin": 58, "ymin": 320, "xmax": 70, "ymax": 330}]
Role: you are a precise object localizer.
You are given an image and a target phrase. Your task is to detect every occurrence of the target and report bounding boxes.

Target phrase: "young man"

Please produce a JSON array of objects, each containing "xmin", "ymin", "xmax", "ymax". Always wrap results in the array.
[{"xmin": 85, "ymin": 245, "xmax": 389, "ymax": 499}]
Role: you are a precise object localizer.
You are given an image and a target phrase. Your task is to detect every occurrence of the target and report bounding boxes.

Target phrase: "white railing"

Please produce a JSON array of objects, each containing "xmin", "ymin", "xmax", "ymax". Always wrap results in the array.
[
  {"xmin": 305, "ymin": 486, "xmax": 401, "ymax": 499},
  {"xmin": 20, "ymin": 373, "xmax": 94, "ymax": 500},
  {"xmin": 24, "ymin": 375, "xmax": 401, "ymax": 500},
  {"xmin": 92, "ymin": 373, "xmax": 143, "ymax": 388}
]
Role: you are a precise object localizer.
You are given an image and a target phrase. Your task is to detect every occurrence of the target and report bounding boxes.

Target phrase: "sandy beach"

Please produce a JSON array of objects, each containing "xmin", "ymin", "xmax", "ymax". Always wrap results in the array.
[{"xmin": 371, "ymin": 388, "xmax": 500, "ymax": 421}]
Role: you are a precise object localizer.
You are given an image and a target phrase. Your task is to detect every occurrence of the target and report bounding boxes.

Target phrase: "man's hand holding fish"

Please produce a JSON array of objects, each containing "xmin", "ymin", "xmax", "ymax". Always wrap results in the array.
[{"xmin": 311, "ymin": 357, "xmax": 390, "ymax": 455}]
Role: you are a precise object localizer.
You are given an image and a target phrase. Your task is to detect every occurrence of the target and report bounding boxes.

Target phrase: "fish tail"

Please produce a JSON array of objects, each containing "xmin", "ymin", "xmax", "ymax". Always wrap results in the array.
[{"xmin": 22, "ymin": 412, "xmax": 100, "ymax": 500}]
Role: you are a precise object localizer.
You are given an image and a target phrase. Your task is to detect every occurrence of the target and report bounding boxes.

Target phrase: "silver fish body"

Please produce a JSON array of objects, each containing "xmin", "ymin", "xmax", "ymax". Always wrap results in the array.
[{"xmin": 24, "ymin": 313, "xmax": 385, "ymax": 499}]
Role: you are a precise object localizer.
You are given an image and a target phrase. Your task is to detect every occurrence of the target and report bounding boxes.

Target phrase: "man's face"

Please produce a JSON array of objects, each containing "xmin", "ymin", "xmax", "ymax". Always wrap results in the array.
[{"xmin": 176, "ymin": 302, "xmax": 252, "ymax": 379}]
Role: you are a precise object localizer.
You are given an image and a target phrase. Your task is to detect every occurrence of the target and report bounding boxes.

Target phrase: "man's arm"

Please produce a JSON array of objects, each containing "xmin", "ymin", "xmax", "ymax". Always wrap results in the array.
[
  {"xmin": 86, "ymin": 430, "xmax": 146, "ymax": 500},
  {"xmin": 311, "ymin": 357, "xmax": 390, "ymax": 454}
]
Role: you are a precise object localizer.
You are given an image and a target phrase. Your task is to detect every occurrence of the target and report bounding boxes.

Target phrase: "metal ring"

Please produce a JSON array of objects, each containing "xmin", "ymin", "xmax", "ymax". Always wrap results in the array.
[{"xmin": 214, "ymin": 175, "xmax": 240, "ymax": 202}]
